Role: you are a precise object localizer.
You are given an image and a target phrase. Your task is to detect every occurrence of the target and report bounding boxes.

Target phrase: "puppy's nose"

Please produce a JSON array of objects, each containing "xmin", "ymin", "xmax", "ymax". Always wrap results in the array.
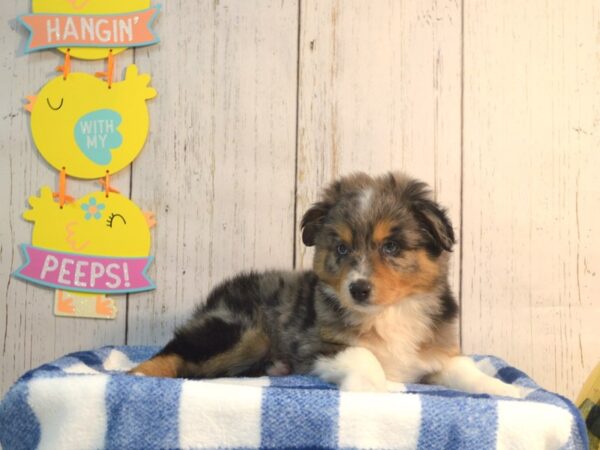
[{"xmin": 349, "ymin": 279, "xmax": 372, "ymax": 302}]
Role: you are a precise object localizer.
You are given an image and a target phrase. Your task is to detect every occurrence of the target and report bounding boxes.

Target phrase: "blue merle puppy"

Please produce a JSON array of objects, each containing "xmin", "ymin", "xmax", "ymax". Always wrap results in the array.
[{"xmin": 131, "ymin": 172, "xmax": 519, "ymax": 396}]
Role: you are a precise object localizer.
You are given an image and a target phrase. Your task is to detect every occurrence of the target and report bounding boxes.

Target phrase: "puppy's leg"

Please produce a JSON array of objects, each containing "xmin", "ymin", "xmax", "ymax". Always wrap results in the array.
[
  {"xmin": 312, "ymin": 347, "xmax": 387, "ymax": 392},
  {"xmin": 130, "ymin": 352, "xmax": 182, "ymax": 378},
  {"xmin": 427, "ymin": 355, "xmax": 521, "ymax": 398},
  {"xmin": 130, "ymin": 318, "xmax": 270, "ymax": 379}
]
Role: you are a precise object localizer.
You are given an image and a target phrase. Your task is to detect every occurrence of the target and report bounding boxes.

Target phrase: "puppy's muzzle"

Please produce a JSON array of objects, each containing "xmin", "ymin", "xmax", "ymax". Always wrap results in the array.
[{"xmin": 349, "ymin": 279, "xmax": 372, "ymax": 303}]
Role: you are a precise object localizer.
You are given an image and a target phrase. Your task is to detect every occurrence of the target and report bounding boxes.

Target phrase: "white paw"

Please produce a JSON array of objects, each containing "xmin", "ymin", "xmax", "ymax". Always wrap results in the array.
[
  {"xmin": 386, "ymin": 380, "xmax": 407, "ymax": 392},
  {"xmin": 433, "ymin": 356, "xmax": 527, "ymax": 399},
  {"xmin": 340, "ymin": 372, "xmax": 387, "ymax": 392},
  {"xmin": 485, "ymin": 379, "xmax": 522, "ymax": 398},
  {"xmin": 312, "ymin": 347, "xmax": 388, "ymax": 392}
]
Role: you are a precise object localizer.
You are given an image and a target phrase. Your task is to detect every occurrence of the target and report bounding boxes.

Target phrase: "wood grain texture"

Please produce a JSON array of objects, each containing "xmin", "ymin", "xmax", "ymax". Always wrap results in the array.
[
  {"xmin": 1, "ymin": 0, "xmax": 597, "ymax": 401},
  {"xmin": 126, "ymin": 0, "xmax": 299, "ymax": 345},
  {"xmin": 461, "ymin": 0, "xmax": 600, "ymax": 399},
  {"xmin": 295, "ymin": 0, "xmax": 462, "ymax": 297},
  {"xmin": 0, "ymin": 2, "xmax": 133, "ymax": 394}
]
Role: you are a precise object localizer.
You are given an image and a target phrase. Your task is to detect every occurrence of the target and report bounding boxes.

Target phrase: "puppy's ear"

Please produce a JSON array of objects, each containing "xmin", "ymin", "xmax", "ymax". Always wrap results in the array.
[
  {"xmin": 413, "ymin": 200, "xmax": 455, "ymax": 253},
  {"xmin": 301, "ymin": 202, "xmax": 330, "ymax": 246},
  {"xmin": 402, "ymin": 179, "xmax": 455, "ymax": 254}
]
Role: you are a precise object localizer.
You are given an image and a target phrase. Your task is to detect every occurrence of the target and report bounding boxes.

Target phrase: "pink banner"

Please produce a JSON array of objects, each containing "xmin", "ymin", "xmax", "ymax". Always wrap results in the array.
[
  {"xmin": 19, "ymin": 7, "xmax": 160, "ymax": 52},
  {"xmin": 13, "ymin": 244, "xmax": 155, "ymax": 294}
]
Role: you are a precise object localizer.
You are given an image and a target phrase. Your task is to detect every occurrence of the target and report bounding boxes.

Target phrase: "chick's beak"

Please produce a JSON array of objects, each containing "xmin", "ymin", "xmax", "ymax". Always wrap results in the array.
[{"xmin": 24, "ymin": 95, "xmax": 37, "ymax": 112}]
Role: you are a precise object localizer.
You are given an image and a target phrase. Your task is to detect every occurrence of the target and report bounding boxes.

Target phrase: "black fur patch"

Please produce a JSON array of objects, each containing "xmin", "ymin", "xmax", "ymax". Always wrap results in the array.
[
  {"xmin": 423, "ymin": 240, "xmax": 444, "ymax": 258},
  {"xmin": 301, "ymin": 202, "xmax": 332, "ymax": 246},
  {"xmin": 435, "ymin": 288, "xmax": 458, "ymax": 324},
  {"xmin": 265, "ymin": 290, "xmax": 281, "ymax": 307},
  {"xmin": 413, "ymin": 203, "xmax": 455, "ymax": 255},
  {"xmin": 289, "ymin": 272, "xmax": 318, "ymax": 330},
  {"xmin": 205, "ymin": 273, "xmax": 261, "ymax": 317},
  {"xmin": 162, "ymin": 318, "xmax": 242, "ymax": 363},
  {"xmin": 402, "ymin": 180, "xmax": 455, "ymax": 255},
  {"xmin": 236, "ymin": 360, "xmax": 270, "ymax": 377},
  {"xmin": 290, "ymin": 340, "xmax": 300, "ymax": 354}
]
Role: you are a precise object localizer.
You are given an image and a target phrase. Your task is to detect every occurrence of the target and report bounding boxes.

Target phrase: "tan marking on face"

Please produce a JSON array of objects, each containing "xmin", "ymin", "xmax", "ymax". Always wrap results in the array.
[
  {"xmin": 196, "ymin": 328, "xmax": 270, "ymax": 377},
  {"xmin": 370, "ymin": 250, "xmax": 440, "ymax": 305},
  {"xmin": 129, "ymin": 354, "xmax": 182, "ymax": 378},
  {"xmin": 373, "ymin": 219, "xmax": 395, "ymax": 243},
  {"xmin": 334, "ymin": 223, "xmax": 353, "ymax": 245}
]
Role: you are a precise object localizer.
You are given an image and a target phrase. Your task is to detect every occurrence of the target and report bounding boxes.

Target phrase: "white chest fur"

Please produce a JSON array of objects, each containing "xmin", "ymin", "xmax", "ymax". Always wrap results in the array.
[{"xmin": 356, "ymin": 294, "xmax": 458, "ymax": 383}]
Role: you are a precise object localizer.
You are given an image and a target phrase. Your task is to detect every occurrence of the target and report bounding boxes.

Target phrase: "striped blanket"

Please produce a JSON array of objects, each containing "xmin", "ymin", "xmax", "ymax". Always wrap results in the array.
[{"xmin": 0, "ymin": 346, "xmax": 588, "ymax": 450}]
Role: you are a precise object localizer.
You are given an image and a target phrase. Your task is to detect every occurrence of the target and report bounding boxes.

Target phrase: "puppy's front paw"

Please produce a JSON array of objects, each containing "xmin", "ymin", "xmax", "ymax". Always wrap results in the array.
[
  {"xmin": 312, "ymin": 346, "xmax": 388, "ymax": 392},
  {"xmin": 340, "ymin": 372, "xmax": 387, "ymax": 392}
]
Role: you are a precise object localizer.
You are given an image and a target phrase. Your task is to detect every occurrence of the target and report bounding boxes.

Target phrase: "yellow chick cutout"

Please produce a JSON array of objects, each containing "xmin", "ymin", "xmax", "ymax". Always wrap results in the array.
[
  {"xmin": 22, "ymin": 188, "xmax": 156, "ymax": 319},
  {"xmin": 26, "ymin": 64, "xmax": 156, "ymax": 179},
  {"xmin": 21, "ymin": 64, "xmax": 156, "ymax": 318},
  {"xmin": 14, "ymin": 0, "xmax": 160, "ymax": 319}
]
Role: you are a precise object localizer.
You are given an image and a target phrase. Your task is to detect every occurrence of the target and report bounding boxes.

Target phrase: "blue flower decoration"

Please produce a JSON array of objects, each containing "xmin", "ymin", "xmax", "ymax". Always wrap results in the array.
[{"xmin": 81, "ymin": 197, "xmax": 105, "ymax": 220}]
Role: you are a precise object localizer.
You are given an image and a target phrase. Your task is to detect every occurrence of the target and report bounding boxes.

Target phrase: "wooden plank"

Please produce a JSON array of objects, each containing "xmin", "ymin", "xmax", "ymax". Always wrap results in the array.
[
  {"xmin": 2, "ymin": 0, "xmax": 594, "ymax": 404},
  {"xmin": 462, "ymin": 0, "xmax": 600, "ymax": 399},
  {"xmin": 126, "ymin": 0, "xmax": 299, "ymax": 345},
  {"xmin": 0, "ymin": 4, "xmax": 132, "ymax": 395},
  {"xmin": 295, "ymin": 0, "xmax": 462, "ymax": 298}
]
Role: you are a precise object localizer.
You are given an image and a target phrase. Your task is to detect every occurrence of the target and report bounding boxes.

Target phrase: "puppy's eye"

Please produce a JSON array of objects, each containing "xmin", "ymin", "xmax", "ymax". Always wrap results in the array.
[
  {"xmin": 336, "ymin": 243, "xmax": 350, "ymax": 256},
  {"xmin": 382, "ymin": 240, "xmax": 399, "ymax": 256}
]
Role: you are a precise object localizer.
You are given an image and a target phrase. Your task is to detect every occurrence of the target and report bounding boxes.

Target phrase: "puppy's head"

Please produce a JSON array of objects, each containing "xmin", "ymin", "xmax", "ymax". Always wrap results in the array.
[{"xmin": 302, "ymin": 172, "xmax": 454, "ymax": 311}]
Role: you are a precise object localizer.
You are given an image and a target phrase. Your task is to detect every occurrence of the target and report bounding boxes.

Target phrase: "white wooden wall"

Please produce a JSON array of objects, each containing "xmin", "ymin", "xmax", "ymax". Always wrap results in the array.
[{"xmin": 1, "ymin": 0, "xmax": 598, "ymax": 401}]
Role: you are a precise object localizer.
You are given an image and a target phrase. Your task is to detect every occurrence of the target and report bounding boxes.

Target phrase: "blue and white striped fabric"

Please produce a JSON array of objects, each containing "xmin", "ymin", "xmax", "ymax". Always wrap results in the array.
[{"xmin": 0, "ymin": 346, "xmax": 588, "ymax": 450}]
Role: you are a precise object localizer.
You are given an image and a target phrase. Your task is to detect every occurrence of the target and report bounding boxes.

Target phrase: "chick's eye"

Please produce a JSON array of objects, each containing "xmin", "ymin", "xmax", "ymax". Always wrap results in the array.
[
  {"xmin": 106, "ymin": 213, "xmax": 126, "ymax": 228},
  {"xmin": 382, "ymin": 240, "xmax": 400, "ymax": 256},
  {"xmin": 46, "ymin": 97, "xmax": 64, "ymax": 111},
  {"xmin": 336, "ymin": 243, "xmax": 350, "ymax": 256}
]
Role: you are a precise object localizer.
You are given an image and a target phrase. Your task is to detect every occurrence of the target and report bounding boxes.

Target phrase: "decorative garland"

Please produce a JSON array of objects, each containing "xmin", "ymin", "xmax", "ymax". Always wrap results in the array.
[{"xmin": 13, "ymin": 0, "xmax": 161, "ymax": 320}]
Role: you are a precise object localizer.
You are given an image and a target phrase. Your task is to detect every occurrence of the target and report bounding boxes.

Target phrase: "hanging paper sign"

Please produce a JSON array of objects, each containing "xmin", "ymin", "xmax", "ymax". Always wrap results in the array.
[
  {"xmin": 13, "ymin": 186, "xmax": 156, "ymax": 294},
  {"xmin": 25, "ymin": 64, "xmax": 156, "ymax": 179},
  {"xmin": 19, "ymin": 7, "xmax": 160, "ymax": 53},
  {"xmin": 22, "ymin": 0, "xmax": 157, "ymax": 60},
  {"xmin": 15, "ymin": 245, "xmax": 154, "ymax": 293}
]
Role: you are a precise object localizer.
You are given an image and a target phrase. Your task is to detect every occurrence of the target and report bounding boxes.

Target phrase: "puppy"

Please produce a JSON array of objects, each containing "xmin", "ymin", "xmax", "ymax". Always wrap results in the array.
[{"xmin": 131, "ymin": 172, "xmax": 519, "ymax": 397}]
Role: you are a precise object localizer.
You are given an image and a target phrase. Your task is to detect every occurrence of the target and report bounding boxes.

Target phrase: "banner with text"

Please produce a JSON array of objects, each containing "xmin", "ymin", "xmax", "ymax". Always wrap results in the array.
[
  {"xmin": 13, "ymin": 244, "xmax": 155, "ymax": 294},
  {"xmin": 19, "ymin": 7, "xmax": 160, "ymax": 52}
]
